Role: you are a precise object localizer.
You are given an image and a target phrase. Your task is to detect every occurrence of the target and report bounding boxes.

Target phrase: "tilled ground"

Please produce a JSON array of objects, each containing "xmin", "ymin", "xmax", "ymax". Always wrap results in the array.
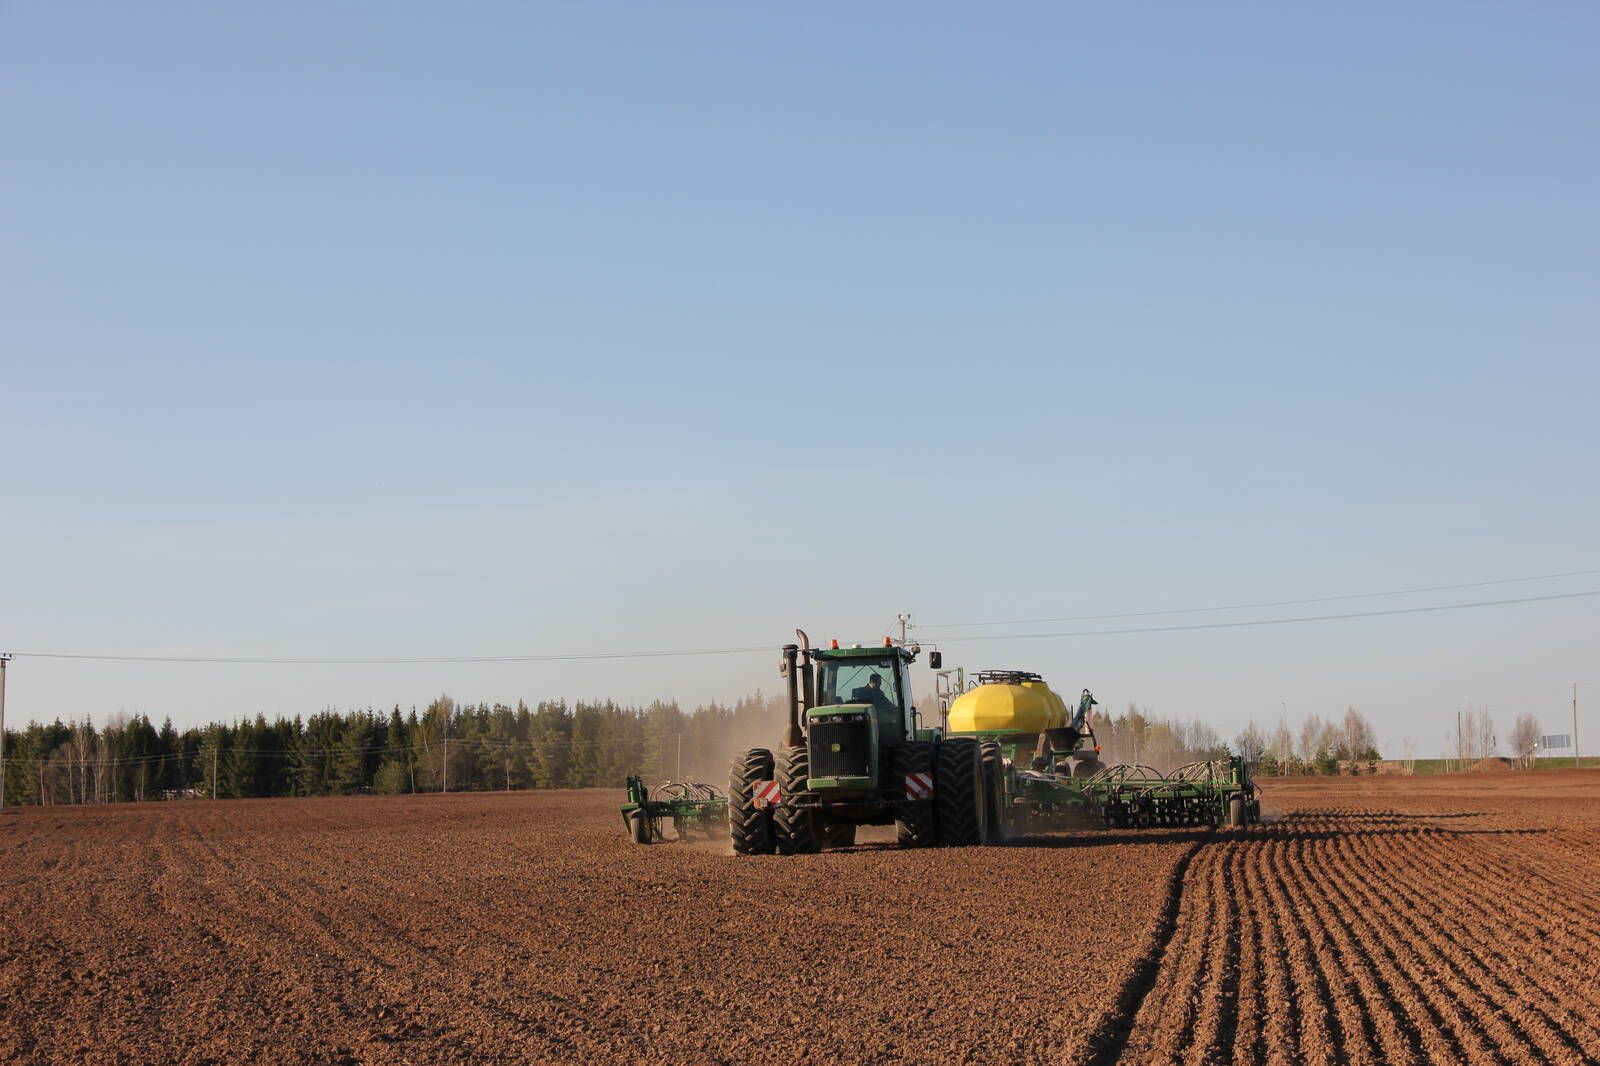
[
  {"xmin": 1121, "ymin": 770, "xmax": 1600, "ymax": 1066},
  {"xmin": 2, "ymin": 770, "xmax": 1598, "ymax": 1065},
  {"xmin": 0, "ymin": 792, "xmax": 1186, "ymax": 1065}
]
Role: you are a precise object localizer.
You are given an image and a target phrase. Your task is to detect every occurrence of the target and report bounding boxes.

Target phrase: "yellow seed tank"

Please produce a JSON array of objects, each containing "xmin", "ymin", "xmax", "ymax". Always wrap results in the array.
[{"xmin": 946, "ymin": 676, "xmax": 1070, "ymax": 734}]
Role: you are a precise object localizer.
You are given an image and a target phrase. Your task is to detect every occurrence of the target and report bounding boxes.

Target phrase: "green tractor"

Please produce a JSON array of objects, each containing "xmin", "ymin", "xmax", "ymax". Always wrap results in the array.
[{"xmin": 729, "ymin": 631, "xmax": 997, "ymax": 855}]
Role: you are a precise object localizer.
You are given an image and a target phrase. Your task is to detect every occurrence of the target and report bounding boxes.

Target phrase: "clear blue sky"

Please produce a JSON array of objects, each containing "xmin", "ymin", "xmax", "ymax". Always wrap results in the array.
[{"xmin": 2, "ymin": 3, "xmax": 1596, "ymax": 755}]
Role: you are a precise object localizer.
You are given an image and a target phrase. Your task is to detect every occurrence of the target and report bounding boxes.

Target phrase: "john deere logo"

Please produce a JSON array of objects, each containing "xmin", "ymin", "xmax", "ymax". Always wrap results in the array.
[{"xmin": 831, "ymin": 742, "xmax": 842, "ymax": 752}]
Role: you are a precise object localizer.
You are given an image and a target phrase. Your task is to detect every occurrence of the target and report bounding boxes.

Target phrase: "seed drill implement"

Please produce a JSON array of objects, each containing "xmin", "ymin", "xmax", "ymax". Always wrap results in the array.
[{"xmin": 620, "ymin": 776, "xmax": 730, "ymax": 845}]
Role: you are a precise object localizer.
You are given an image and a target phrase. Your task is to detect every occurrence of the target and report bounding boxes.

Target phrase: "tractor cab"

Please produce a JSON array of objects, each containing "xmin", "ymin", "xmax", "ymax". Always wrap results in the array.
[{"xmin": 804, "ymin": 643, "xmax": 918, "ymax": 792}]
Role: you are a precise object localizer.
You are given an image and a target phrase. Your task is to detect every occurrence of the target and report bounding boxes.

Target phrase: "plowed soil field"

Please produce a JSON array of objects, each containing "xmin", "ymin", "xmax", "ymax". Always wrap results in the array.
[
  {"xmin": 1120, "ymin": 770, "xmax": 1600, "ymax": 1066},
  {"xmin": 3, "ymin": 770, "xmax": 1599, "ymax": 1065}
]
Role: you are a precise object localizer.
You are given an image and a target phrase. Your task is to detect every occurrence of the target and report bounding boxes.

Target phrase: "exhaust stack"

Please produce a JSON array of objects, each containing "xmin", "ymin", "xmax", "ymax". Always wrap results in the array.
[{"xmin": 781, "ymin": 644, "xmax": 803, "ymax": 748}]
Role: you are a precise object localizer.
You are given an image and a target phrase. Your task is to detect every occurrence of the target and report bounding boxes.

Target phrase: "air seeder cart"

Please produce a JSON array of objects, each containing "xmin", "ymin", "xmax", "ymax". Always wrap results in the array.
[{"xmin": 941, "ymin": 670, "xmax": 1261, "ymax": 831}]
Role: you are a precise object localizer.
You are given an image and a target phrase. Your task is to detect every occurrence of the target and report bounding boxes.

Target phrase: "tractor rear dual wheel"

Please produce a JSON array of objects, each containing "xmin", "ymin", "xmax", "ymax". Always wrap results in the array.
[
  {"xmin": 936, "ymin": 737, "xmax": 991, "ymax": 847},
  {"xmin": 979, "ymin": 741, "xmax": 1007, "ymax": 841},
  {"xmin": 729, "ymin": 748, "xmax": 775, "ymax": 855},
  {"xmin": 891, "ymin": 741, "xmax": 936, "ymax": 849}
]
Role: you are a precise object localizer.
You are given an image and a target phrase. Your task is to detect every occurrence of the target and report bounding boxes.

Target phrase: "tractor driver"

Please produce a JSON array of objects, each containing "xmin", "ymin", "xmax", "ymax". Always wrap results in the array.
[{"xmin": 852, "ymin": 673, "xmax": 896, "ymax": 713}]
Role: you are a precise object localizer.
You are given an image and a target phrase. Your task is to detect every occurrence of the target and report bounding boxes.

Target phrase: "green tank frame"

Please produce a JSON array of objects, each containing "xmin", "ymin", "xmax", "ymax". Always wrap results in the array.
[
  {"xmin": 1073, "ymin": 757, "xmax": 1260, "ymax": 828},
  {"xmin": 962, "ymin": 731, "xmax": 1262, "ymax": 831},
  {"xmin": 1008, "ymin": 754, "xmax": 1261, "ymax": 829}
]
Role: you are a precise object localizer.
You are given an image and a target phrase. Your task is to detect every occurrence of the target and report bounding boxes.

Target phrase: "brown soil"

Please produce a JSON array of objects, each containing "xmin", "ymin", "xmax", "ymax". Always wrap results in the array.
[
  {"xmin": 1470, "ymin": 757, "xmax": 1516, "ymax": 772},
  {"xmin": 1118, "ymin": 769, "xmax": 1600, "ymax": 1065},
  {"xmin": 4, "ymin": 770, "xmax": 1600, "ymax": 1064},
  {"xmin": 0, "ymin": 792, "xmax": 1186, "ymax": 1065}
]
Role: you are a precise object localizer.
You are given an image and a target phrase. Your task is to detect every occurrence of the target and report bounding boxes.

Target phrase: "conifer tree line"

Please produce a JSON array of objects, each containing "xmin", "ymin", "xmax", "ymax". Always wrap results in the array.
[
  {"xmin": 0, "ymin": 692, "xmax": 785, "ymax": 806},
  {"xmin": 1, "ymin": 691, "xmax": 1387, "ymax": 806}
]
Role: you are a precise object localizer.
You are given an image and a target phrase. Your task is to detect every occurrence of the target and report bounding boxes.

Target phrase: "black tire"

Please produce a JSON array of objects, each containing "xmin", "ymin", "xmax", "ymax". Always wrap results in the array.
[
  {"xmin": 729, "ymin": 748, "xmax": 775, "ymax": 855},
  {"xmin": 980, "ymin": 741, "xmax": 1006, "ymax": 841},
  {"xmin": 936, "ymin": 737, "xmax": 989, "ymax": 846},
  {"xmin": 1227, "ymin": 793, "xmax": 1246, "ymax": 828},
  {"xmin": 628, "ymin": 810, "xmax": 650, "ymax": 845},
  {"xmin": 773, "ymin": 746, "xmax": 822, "ymax": 855},
  {"xmin": 822, "ymin": 821, "xmax": 857, "ymax": 849},
  {"xmin": 891, "ymin": 741, "xmax": 937, "ymax": 848},
  {"xmin": 1069, "ymin": 754, "xmax": 1104, "ymax": 780}
]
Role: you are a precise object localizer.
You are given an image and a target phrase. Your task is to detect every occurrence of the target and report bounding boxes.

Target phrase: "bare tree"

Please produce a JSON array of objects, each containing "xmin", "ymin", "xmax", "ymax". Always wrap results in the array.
[
  {"xmin": 1463, "ymin": 704, "xmax": 1497, "ymax": 761},
  {"xmin": 66, "ymin": 720, "xmax": 96, "ymax": 804},
  {"xmin": 1318, "ymin": 719, "xmax": 1341, "ymax": 767},
  {"xmin": 1268, "ymin": 722, "xmax": 1295, "ymax": 772},
  {"xmin": 1400, "ymin": 737, "xmax": 1417, "ymax": 775},
  {"xmin": 1340, "ymin": 706, "xmax": 1378, "ymax": 771},
  {"xmin": 97, "ymin": 712, "xmax": 127, "ymax": 804},
  {"xmin": 1236, "ymin": 721, "xmax": 1267, "ymax": 765},
  {"xmin": 1178, "ymin": 719, "xmax": 1223, "ymax": 759},
  {"xmin": 1298, "ymin": 714, "xmax": 1326, "ymax": 763},
  {"xmin": 1510, "ymin": 713, "xmax": 1541, "ymax": 769},
  {"xmin": 412, "ymin": 696, "xmax": 456, "ymax": 792}
]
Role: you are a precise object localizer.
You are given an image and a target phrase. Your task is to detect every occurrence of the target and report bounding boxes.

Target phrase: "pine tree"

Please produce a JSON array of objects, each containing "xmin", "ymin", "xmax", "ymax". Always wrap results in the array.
[
  {"xmin": 294, "ymin": 710, "xmax": 343, "ymax": 795},
  {"xmin": 568, "ymin": 702, "xmax": 604, "ymax": 787},
  {"xmin": 333, "ymin": 711, "xmax": 375, "ymax": 793},
  {"xmin": 526, "ymin": 700, "xmax": 572, "ymax": 788},
  {"xmin": 373, "ymin": 705, "xmax": 412, "ymax": 794}
]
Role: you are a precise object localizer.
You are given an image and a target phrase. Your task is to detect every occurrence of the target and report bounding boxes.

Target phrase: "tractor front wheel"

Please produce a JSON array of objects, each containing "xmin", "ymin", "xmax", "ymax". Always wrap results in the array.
[
  {"xmin": 774, "ymin": 746, "xmax": 822, "ymax": 854},
  {"xmin": 729, "ymin": 748, "xmax": 776, "ymax": 855},
  {"xmin": 823, "ymin": 821, "xmax": 857, "ymax": 849}
]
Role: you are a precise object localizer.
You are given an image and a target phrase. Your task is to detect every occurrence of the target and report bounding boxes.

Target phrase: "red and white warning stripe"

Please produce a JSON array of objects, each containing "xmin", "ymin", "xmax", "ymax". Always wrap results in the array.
[
  {"xmin": 752, "ymin": 780, "xmax": 781, "ymax": 808},
  {"xmin": 904, "ymin": 771, "xmax": 933, "ymax": 801}
]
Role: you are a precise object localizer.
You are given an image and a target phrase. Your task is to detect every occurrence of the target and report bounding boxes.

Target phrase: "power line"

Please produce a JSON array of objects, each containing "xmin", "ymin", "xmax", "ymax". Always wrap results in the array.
[
  {"xmin": 913, "ymin": 566, "xmax": 1600, "ymax": 630},
  {"xmin": 4, "ymin": 576, "xmax": 1596, "ymax": 667},
  {"xmin": 933, "ymin": 589, "xmax": 1600, "ymax": 645}
]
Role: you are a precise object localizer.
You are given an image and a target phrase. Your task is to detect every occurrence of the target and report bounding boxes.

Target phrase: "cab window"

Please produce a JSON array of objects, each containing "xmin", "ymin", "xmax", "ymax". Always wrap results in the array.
[{"xmin": 819, "ymin": 658, "xmax": 901, "ymax": 709}]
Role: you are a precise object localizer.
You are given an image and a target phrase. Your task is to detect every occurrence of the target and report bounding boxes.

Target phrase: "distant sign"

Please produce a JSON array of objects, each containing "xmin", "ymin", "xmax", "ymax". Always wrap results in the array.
[{"xmin": 1540, "ymin": 734, "xmax": 1572, "ymax": 751}]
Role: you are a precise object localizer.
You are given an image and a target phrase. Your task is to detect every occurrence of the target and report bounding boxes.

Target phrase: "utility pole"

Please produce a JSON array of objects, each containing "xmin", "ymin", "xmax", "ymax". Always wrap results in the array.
[
  {"xmin": 442, "ymin": 710, "xmax": 449, "ymax": 794},
  {"xmin": 1576, "ymin": 683, "xmax": 1581, "ymax": 770},
  {"xmin": 212, "ymin": 746, "xmax": 219, "ymax": 800},
  {"xmin": 1456, "ymin": 708, "xmax": 1463, "ymax": 772},
  {"xmin": 676, "ymin": 734, "xmax": 683, "ymax": 781},
  {"xmin": 897, "ymin": 614, "xmax": 911, "ymax": 645},
  {"xmin": 1, "ymin": 654, "xmax": 11, "ymax": 811}
]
